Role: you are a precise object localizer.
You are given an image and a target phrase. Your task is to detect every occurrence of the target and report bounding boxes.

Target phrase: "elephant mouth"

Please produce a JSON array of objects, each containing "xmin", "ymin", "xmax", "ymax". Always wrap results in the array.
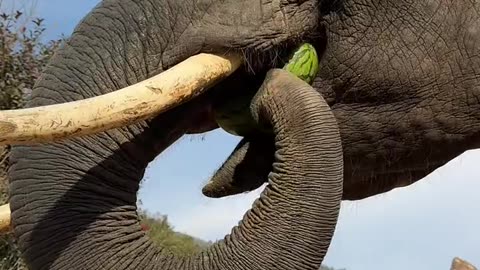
[{"xmin": 0, "ymin": 35, "xmax": 327, "ymax": 145}]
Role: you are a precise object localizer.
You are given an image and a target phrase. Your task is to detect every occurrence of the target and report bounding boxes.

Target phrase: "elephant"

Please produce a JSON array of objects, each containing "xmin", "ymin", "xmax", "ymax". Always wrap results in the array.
[{"xmin": 6, "ymin": 0, "xmax": 480, "ymax": 269}]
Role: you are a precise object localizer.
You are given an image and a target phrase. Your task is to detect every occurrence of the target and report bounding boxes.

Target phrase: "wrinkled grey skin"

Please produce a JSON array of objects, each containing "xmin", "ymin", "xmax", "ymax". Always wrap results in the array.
[
  {"xmin": 204, "ymin": 0, "xmax": 480, "ymax": 200},
  {"xmin": 7, "ymin": 0, "xmax": 480, "ymax": 269},
  {"xmin": 10, "ymin": 65, "xmax": 344, "ymax": 269}
]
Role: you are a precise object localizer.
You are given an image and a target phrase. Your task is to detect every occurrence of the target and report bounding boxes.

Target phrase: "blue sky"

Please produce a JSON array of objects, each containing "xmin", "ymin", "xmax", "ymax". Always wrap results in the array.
[{"xmin": 1, "ymin": 1, "xmax": 479, "ymax": 269}]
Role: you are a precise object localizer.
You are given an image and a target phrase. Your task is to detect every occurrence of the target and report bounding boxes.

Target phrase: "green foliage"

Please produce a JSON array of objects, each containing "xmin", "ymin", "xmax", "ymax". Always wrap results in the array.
[
  {"xmin": 0, "ymin": 235, "xmax": 25, "ymax": 270},
  {"xmin": 138, "ymin": 210, "xmax": 344, "ymax": 270},
  {"xmin": 138, "ymin": 210, "xmax": 210, "ymax": 257},
  {"xmin": 0, "ymin": 10, "xmax": 63, "ymax": 110},
  {"xmin": 0, "ymin": 7, "xmax": 63, "ymax": 270}
]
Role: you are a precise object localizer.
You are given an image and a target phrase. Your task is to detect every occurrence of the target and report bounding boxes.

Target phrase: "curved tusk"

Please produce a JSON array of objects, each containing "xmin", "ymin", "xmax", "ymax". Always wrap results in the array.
[
  {"xmin": 0, "ymin": 203, "xmax": 10, "ymax": 233},
  {"xmin": 0, "ymin": 53, "xmax": 242, "ymax": 233},
  {"xmin": 0, "ymin": 53, "xmax": 243, "ymax": 146}
]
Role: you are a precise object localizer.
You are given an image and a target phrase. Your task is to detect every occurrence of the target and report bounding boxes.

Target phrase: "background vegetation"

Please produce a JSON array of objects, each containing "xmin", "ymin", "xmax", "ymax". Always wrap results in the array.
[
  {"xmin": 0, "ymin": 8, "xmax": 63, "ymax": 269},
  {"xmin": 0, "ymin": 6, "xmax": 344, "ymax": 270}
]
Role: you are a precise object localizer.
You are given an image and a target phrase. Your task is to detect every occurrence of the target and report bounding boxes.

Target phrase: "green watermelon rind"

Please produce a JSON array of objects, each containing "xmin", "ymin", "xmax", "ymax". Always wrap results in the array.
[
  {"xmin": 283, "ymin": 43, "xmax": 319, "ymax": 84},
  {"xmin": 214, "ymin": 43, "xmax": 320, "ymax": 137}
]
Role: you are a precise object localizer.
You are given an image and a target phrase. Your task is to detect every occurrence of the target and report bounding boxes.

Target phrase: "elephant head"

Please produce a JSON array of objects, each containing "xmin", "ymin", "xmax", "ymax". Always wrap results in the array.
[
  {"xmin": 7, "ymin": 0, "xmax": 344, "ymax": 269},
  {"xmin": 6, "ymin": 0, "xmax": 480, "ymax": 269},
  {"xmin": 202, "ymin": 0, "xmax": 480, "ymax": 200}
]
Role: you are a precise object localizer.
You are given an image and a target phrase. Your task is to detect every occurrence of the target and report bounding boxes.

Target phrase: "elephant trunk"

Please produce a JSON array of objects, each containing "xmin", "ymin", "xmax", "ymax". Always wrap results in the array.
[
  {"xmin": 8, "ymin": 1, "xmax": 342, "ymax": 269},
  {"xmin": 197, "ymin": 69, "xmax": 344, "ymax": 269}
]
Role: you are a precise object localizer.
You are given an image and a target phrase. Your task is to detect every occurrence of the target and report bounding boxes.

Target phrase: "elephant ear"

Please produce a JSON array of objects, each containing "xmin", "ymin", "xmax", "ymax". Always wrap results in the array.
[{"xmin": 202, "ymin": 136, "xmax": 275, "ymax": 198}]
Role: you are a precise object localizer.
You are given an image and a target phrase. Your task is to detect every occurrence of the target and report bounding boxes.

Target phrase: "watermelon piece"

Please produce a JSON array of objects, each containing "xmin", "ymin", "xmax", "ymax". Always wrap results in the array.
[{"xmin": 214, "ymin": 43, "xmax": 320, "ymax": 137}]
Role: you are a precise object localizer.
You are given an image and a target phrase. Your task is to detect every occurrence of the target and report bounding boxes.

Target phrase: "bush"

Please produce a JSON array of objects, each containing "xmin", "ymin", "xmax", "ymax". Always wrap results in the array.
[
  {"xmin": 0, "ymin": 7, "xmax": 63, "ymax": 270},
  {"xmin": 138, "ymin": 210, "xmax": 210, "ymax": 257}
]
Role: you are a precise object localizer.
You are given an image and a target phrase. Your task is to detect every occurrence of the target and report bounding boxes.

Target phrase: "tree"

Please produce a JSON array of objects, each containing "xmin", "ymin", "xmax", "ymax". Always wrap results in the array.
[
  {"xmin": 138, "ymin": 209, "xmax": 210, "ymax": 257},
  {"xmin": 0, "ymin": 7, "xmax": 63, "ymax": 269}
]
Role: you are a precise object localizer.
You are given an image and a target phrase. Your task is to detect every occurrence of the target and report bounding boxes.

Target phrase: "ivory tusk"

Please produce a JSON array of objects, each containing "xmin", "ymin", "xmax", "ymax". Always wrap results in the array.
[
  {"xmin": 0, "ymin": 53, "xmax": 243, "ymax": 145},
  {"xmin": 0, "ymin": 53, "xmax": 242, "ymax": 232},
  {"xmin": 0, "ymin": 203, "xmax": 10, "ymax": 233}
]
